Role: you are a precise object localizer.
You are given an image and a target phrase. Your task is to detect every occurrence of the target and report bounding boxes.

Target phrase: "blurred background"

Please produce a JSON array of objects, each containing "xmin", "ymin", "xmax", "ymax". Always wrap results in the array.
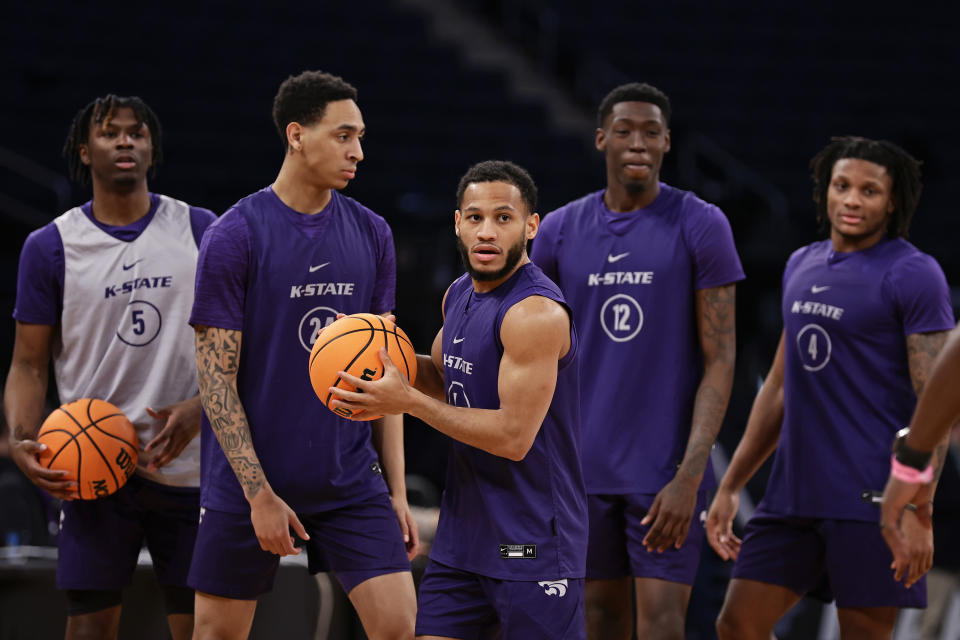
[{"xmin": 1, "ymin": 1, "xmax": 959, "ymax": 638}]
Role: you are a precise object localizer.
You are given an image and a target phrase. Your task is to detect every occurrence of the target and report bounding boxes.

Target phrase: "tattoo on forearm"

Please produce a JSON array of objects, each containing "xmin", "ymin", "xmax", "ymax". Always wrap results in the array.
[
  {"xmin": 699, "ymin": 285, "xmax": 736, "ymax": 361},
  {"xmin": 906, "ymin": 331, "xmax": 948, "ymax": 396},
  {"xmin": 195, "ymin": 326, "xmax": 265, "ymax": 497},
  {"xmin": 680, "ymin": 285, "xmax": 737, "ymax": 480}
]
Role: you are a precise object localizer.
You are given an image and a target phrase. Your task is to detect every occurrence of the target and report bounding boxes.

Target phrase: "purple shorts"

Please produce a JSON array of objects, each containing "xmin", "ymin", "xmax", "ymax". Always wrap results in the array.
[
  {"xmin": 57, "ymin": 474, "xmax": 200, "ymax": 590},
  {"xmin": 585, "ymin": 491, "xmax": 706, "ymax": 584},
  {"xmin": 187, "ymin": 491, "xmax": 410, "ymax": 599},
  {"xmin": 416, "ymin": 559, "xmax": 585, "ymax": 639},
  {"xmin": 732, "ymin": 510, "xmax": 926, "ymax": 608}
]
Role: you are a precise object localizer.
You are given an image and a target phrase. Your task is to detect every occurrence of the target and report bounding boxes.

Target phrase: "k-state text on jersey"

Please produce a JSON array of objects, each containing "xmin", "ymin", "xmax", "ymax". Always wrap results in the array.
[
  {"xmin": 587, "ymin": 271, "xmax": 654, "ymax": 286},
  {"xmin": 289, "ymin": 282, "xmax": 356, "ymax": 298},
  {"xmin": 104, "ymin": 275, "xmax": 173, "ymax": 298}
]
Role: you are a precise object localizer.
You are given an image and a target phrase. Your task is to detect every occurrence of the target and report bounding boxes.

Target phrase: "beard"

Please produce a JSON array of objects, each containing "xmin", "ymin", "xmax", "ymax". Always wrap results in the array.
[{"xmin": 456, "ymin": 234, "xmax": 526, "ymax": 283}]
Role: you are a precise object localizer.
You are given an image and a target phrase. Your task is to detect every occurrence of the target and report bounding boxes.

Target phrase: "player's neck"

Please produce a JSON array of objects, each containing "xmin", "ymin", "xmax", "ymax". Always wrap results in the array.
[
  {"xmin": 830, "ymin": 228, "xmax": 887, "ymax": 253},
  {"xmin": 273, "ymin": 162, "xmax": 333, "ymax": 215},
  {"xmin": 471, "ymin": 256, "xmax": 530, "ymax": 294},
  {"xmin": 89, "ymin": 181, "xmax": 151, "ymax": 226},
  {"xmin": 603, "ymin": 179, "xmax": 660, "ymax": 213}
]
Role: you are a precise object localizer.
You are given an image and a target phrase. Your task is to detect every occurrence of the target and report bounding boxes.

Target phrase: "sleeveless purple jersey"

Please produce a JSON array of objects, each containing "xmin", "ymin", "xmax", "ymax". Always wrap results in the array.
[
  {"xmin": 761, "ymin": 238, "xmax": 953, "ymax": 521},
  {"xmin": 429, "ymin": 263, "xmax": 587, "ymax": 581},
  {"xmin": 190, "ymin": 187, "xmax": 397, "ymax": 514},
  {"xmin": 531, "ymin": 186, "xmax": 744, "ymax": 494}
]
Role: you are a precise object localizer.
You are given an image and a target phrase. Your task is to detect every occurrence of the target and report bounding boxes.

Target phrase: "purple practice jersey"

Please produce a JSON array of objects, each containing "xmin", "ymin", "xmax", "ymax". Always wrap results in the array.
[
  {"xmin": 190, "ymin": 187, "xmax": 397, "ymax": 514},
  {"xmin": 761, "ymin": 238, "xmax": 953, "ymax": 521},
  {"xmin": 429, "ymin": 263, "xmax": 587, "ymax": 581},
  {"xmin": 531, "ymin": 186, "xmax": 744, "ymax": 494}
]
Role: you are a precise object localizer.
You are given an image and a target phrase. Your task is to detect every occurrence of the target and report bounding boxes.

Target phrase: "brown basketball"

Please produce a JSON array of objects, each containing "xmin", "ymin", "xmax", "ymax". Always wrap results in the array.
[
  {"xmin": 36, "ymin": 398, "xmax": 139, "ymax": 500},
  {"xmin": 308, "ymin": 313, "xmax": 417, "ymax": 421}
]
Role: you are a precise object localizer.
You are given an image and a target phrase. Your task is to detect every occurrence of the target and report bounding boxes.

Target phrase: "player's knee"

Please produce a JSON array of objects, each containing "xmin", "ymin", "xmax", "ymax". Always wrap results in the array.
[
  {"xmin": 716, "ymin": 604, "xmax": 756, "ymax": 640},
  {"xmin": 636, "ymin": 608, "xmax": 685, "ymax": 640},
  {"xmin": 363, "ymin": 611, "xmax": 415, "ymax": 640}
]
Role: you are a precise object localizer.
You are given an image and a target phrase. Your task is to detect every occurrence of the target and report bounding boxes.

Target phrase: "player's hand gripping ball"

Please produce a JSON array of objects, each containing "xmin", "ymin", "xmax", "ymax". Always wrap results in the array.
[
  {"xmin": 36, "ymin": 398, "xmax": 139, "ymax": 499},
  {"xmin": 309, "ymin": 313, "xmax": 417, "ymax": 420}
]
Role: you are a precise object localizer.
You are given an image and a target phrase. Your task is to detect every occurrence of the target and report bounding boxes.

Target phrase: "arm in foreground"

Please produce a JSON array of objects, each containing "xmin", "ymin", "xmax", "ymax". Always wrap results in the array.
[
  {"xmin": 330, "ymin": 295, "xmax": 570, "ymax": 460},
  {"xmin": 194, "ymin": 325, "xmax": 307, "ymax": 555},
  {"xmin": 882, "ymin": 328, "xmax": 955, "ymax": 585}
]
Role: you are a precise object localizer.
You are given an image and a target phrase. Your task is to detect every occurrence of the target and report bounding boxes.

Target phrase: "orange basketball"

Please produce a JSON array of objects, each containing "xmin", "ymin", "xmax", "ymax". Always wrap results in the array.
[
  {"xmin": 309, "ymin": 313, "xmax": 417, "ymax": 421},
  {"xmin": 36, "ymin": 398, "xmax": 138, "ymax": 500}
]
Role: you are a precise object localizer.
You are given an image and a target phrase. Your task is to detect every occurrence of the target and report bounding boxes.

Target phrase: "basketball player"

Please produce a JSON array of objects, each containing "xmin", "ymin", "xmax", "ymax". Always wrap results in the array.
[
  {"xmin": 528, "ymin": 83, "xmax": 743, "ymax": 640},
  {"xmin": 5, "ymin": 95, "xmax": 214, "ymax": 640},
  {"xmin": 188, "ymin": 71, "xmax": 417, "ymax": 640},
  {"xmin": 328, "ymin": 160, "xmax": 587, "ymax": 639},
  {"xmin": 880, "ymin": 323, "xmax": 960, "ymax": 584},
  {"xmin": 706, "ymin": 137, "xmax": 954, "ymax": 639}
]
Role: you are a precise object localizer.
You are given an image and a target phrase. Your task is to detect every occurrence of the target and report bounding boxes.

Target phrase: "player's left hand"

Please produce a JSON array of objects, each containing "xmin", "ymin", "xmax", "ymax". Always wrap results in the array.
[
  {"xmin": 144, "ymin": 396, "xmax": 203, "ymax": 471},
  {"xmin": 880, "ymin": 474, "xmax": 930, "ymax": 578},
  {"xmin": 391, "ymin": 493, "xmax": 421, "ymax": 561},
  {"xmin": 894, "ymin": 507, "xmax": 934, "ymax": 588},
  {"xmin": 641, "ymin": 476, "xmax": 699, "ymax": 553},
  {"xmin": 328, "ymin": 349, "xmax": 413, "ymax": 418}
]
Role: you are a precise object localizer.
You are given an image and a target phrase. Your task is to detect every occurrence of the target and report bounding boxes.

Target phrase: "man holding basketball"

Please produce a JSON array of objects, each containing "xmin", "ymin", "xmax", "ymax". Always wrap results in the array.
[
  {"xmin": 529, "ymin": 82, "xmax": 743, "ymax": 640},
  {"xmin": 5, "ymin": 95, "xmax": 215, "ymax": 640},
  {"xmin": 188, "ymin": 71, "xmax": 417, "ymax": 640},
  {"xmin": 329, "ymin": 160, "xmax": 588, "ymax": 639},
  {"xmin": 706, "ymin": 137, "xmax": 953, "ymax": 639}
]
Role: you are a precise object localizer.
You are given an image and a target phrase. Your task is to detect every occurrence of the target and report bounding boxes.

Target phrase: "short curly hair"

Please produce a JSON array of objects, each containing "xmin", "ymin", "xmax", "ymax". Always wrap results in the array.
[
  {"xmin": 456, "ymin": 160, "xmax": 538, "ymax": 215},
  {"xmin": 272, "ymin": 71, "xmax": 358, "ymax": 150},
  {"xmin": 597, "ymin": 82, "xmax": 671, "ymax": 128}
]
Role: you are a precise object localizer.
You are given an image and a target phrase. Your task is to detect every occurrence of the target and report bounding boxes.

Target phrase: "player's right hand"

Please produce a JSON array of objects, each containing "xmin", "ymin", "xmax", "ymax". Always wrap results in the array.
[
  {"xmin": 249, "ymin": 486, "xmax": 309, "ymax": 556},
  {"xmin": 705, "ymin": 487, "xmax": 741, "ymax": 561},
  {"xmin": 9, "ymin": 438, "xmax": 78, "ymax": 500}
]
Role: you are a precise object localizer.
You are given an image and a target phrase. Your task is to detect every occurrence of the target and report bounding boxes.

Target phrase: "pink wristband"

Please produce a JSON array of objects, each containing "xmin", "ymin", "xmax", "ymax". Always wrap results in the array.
[{"xmin": 890, "ymin": 455, "xmax": 934, "ymax": 484}]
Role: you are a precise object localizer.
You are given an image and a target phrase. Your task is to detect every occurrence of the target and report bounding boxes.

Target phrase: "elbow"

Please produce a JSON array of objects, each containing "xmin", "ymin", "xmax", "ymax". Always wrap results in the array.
[{"xmin": 500, "ymin": 430, "xmax": 537, "ymax": 462}]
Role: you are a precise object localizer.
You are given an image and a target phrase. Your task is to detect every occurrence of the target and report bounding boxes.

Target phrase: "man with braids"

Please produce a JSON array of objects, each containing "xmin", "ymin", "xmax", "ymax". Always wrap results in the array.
[
  {"xmin": 188, "ymin": 70, "xmax": 416, "ymax": 640},
  {"xmin": 6, "ymin": 94, "xmax": 215, "ymax": 639},
  {"xmin": 530, "ymin": 82, "xmax": 743, "ymax": 640},
  {"xmin": 706, "ymin": 136, "xmax": 954, "ymax": 639},
  {"xmin": 327, "ymin": 160, "xmax": 587, "ymax": 639}
]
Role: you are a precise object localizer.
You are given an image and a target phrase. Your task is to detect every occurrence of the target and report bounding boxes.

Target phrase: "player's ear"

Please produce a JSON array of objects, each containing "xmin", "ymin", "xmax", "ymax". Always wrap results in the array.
[
  {"xmin": 664, "ymin": 128, "xmax": 672, "ymax": 154},
  {"xmin": 595, "ymin": 127, "xmax": 606, "ymax": 151},
  {"xmin": 454, "ymin": 209, "xmax": 461, "ymax": 236},
  {"xmin": 78, "ymin": 144, "xmax": 91, "ymax": 167},
  {"xmin": 526, "ymin": 212, "xmax": 540, "ymax": 240},
  {"xmin": 286, "ymin": 122, "xmax": 304, "ymax": 154}
]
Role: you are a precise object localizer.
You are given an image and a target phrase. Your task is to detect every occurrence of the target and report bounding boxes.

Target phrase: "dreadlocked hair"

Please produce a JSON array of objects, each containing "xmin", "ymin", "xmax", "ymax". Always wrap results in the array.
[
  {"xmin": 810, "ymin": 136, "xmax": 922, "ymax": 239},
  {"xmin": 62, "ymin": 94, "xmax": 163, "ymax": 185}
]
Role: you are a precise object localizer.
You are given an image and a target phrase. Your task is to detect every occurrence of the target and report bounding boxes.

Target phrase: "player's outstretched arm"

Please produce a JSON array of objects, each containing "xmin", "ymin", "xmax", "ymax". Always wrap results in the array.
[
  {"xmin": 4, "ymin": 322, "xmax": 77, "ymax": 500},
  {"xmin": 194, "ymin": 325, "xmax": 307, "ymax": 556},
  {"xmin": 705, "ymin": 331, "xmax": 787, "ymax": 561},
  {"xmin": 642, "ymin": 284, "xmax": 737, "ymax": 553},
  {"xmin": 329, "ymin": 295, "xmax": 570, "ymax": 460},
  {"xmin": 882, "ymin": 329, "xmax": 952, "ymax": 585}
]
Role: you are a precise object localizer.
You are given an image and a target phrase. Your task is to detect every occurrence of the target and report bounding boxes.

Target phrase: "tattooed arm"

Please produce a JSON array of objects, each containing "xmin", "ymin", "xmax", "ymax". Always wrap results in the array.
[
  {"xmin": 194, "ymin": 324, "xmax": 308, "ymax": 556},
  {"xmin": 641, "ymin": 284, "xmax": 737, "ymax": 552},
  {"xmin": 880, "ymin": 329, "xmax": 953, "ymax": 587},
  {"xmin": 4, "ymin": 322, "xmax": 77, "ymax": 499}
]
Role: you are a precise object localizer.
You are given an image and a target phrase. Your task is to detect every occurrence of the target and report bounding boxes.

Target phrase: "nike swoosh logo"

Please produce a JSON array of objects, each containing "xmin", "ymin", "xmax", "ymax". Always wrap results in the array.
[
  {"xmin": 607, "ymin": 252, "xmax": 630, "ymax": 263},
  {"xmin": 811, "ymin": 285, "xmax": 831, "ymax": 294},
  {"xmin": 122, "ymin": 259, "xmax": 143, "ymax": 271},
  {"xmin": 452, "ymin": 337, "xmax": 465, "ymax": 344},
  {"xmin": 309, "ymin": 262, "xmax": 330, "ymax": 272}
]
